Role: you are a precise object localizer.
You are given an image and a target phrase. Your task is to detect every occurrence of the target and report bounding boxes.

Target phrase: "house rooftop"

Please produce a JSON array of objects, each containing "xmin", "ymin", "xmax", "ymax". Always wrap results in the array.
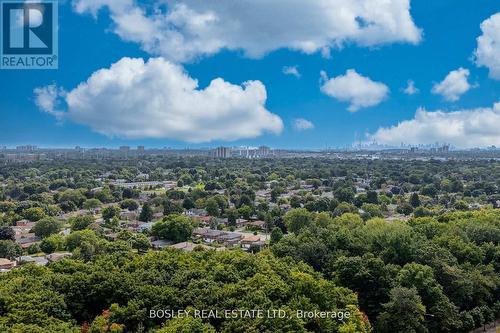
[
  {"xmin": 205, "ymin": 229, "xmax": 225, "ymax": 237},
  {"xmin": 170, "ymin": 242, "xmax": 199, "ymax": 252},
  {"xmin": 242, "ymin": 235, "xmax": 261, "ymax": 243},
  {"xmin": 219, "ymin": 232, "xmax": 242, "ymax": 240},
  {"xmin": 46, "ymin": 252, "xmax": 72, "ymax": 262},
  {"xmin": 19, "ymin": 256, "xmax": 48, "ymax": 266},
  {"xmin": 0, "ymin": 258, "xmax": 13, "ymax": 265},
  {"xmin": 193, "ymin": 227, "xmax": 210, "ymax": 235},
  {"xmin": 151, "ymin": 239, "xmax": 174, "ymax": 248}
]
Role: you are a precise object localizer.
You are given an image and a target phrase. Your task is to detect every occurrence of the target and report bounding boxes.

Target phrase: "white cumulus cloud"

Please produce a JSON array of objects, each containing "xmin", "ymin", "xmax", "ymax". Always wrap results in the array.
[
  {"xmin": 293, "ymin": 118, "xmax": 315, "ymax": 131},
  {"xmin": 72, "ymin": 0, "xmax": 422, "ymax": 62},
  {"xmin": 403, "ymin": 79, "xmax": 419, "ymax": 95},
  {"xmin": 320, "ymin": 69, "xmax": 389, "ymax": 112},
  {"xmin": 34, "ymin": 84, "xmax": 65, "ymax": 119},
  {"xmin": 368, "ymin": 102, "xmax": 500, "ymax": 148},
  {"xmin": 283, "ymin": 66, "xmax": 301, "ymax": 78},
  {"xmin": 34, "ymin": 57, "xmax": 283, "ymax": 143},
  {"xmin": 431, "ymin": 68, "xmax": 473, "ymax": 102},
  {"xmin": 474, "ymin": 13, "xmax": 500, "ymax": 80}
]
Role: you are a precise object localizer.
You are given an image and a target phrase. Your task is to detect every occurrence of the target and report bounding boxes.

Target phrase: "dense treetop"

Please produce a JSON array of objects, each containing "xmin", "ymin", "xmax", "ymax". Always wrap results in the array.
[{"xmin": 0, "ymin": 157, "xmax": 499, "ymax": 332}]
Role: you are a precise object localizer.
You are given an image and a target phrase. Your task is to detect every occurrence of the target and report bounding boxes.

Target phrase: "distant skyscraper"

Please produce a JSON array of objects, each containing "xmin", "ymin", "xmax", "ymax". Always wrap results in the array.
[
  {"xmin": 119, "ymin": 146, "xmax": 130, "ymax": 157},
  {"xmin": 16, "ymin": 145, "xmax": 37, "ymax": 152},
  {"xmin": 213, "ymin": 146, "xmax": 230, "ymax": 158},
  {"xmin": 257, "ymin": 146, "xmax": 271, "ymax": 157}
]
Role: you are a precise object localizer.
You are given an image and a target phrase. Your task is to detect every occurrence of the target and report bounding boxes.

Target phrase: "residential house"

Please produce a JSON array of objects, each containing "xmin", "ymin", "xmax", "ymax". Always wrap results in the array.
[
  {"xmin": 169, "ymin": 242, "xmax": 216, "ymax": 252},
  {"xmin": 19, "ymin": 256, "xmax": 48, "ymax": 266},
  {"xmin": 193, "ymin": 215, "xmax": 212, "ymax": 226},
  {"xmin": 152, "ymin": 212, "xmax": 163, "ymax": 220},
  {"xmin": 120, "ymin": 211, "xmax": 138, "ymax": 221},
  {"xmin": 192, "ymin": 227, "xmax": 209, "ymax": 237},
  {"xmin": 12, "ymin": 221, "xmax": 35, "ymax": 236},
  {"xmin": 46, "ymin": 252, "xmax": 72, "ymax": 262},
  {"xmin": 241, "ymin": 235, "xmax": 264, "ymax": 250},
  {"xmin": 15, "ymin": 234, "xmax": 41, "ymax": 250},
  {"xmin": 202, "ymin": 229, "xmax": 225, "ymax": 243},
  {"xmin": 192, "ymin": 228, "xmax": 224, "ymax": 243},
  {"xmin": 151, "ymin": 239, "xmax": 174, "ymax": 250},
  {"xmin": 0, "ymin": 258, "xmax": 16, "ymax": 270},
  {"xmin": 104, "ymin": 233, "xmax": 119, "ymax": 241},
  {"xmin": 14, "ymin": 219, "xmax": 31, "ymax": 227},
  {"xmin": 219, "ymin": 232, "xmax": 242, "ymax": 247},
  {"xmin": 137, "ymin": 222, "xmax": 154, "ymax": 233},
  {"xmin": 246, "ymin": 220, "xmax": 266, "ymax": 230},
  {"xmin": 235, "ymin": 218, "xmax": 249, "ymax": 227},
  {"xmin": 124, "ymin": 221, "xmax": 141, "ymax": 231},
  {"xmin": 186, "ymin": 208, "xmax": 207, "ymax": 216}
]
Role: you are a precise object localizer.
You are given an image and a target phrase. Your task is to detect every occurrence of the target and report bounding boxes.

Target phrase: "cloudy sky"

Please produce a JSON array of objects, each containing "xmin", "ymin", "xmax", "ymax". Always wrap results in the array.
[{"xmin": 1, "ymin": 0, "xmax": 499, "ymax": 148}]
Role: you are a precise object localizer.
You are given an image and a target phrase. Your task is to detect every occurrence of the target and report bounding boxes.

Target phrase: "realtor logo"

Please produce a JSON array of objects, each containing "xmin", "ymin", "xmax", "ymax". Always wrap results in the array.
[{"xmin": 1, "ymin": 0, "xmax": 58, "ymax": 69}]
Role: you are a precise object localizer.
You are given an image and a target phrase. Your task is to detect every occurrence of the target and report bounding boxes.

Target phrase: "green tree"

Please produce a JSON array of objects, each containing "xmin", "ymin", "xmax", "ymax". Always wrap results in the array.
[
  {"xmin": 58, "ymin": 189, "xmax": 86, "ymax": 208},
  {"xmin": 459, "ymin": 311, "xmax": 474, "ymax": 332},
  {"xmin": 65, "ymin": 229, "xmax": 102, "ymax": 260},
  {"xmin": 69, "ymin": 215, "xmax": 94, "ymax": 231},
  {"xmin": 139, "ymin": 203, "xmax": 154, "ymax": 222},
  {"xmin": 226, "ymin": 208, "xmax": 238, "ymax": 227},
  {"xmin": 410, "ymin": 193, "xmax": 421, "ymax": 208},
  {"xmin": 334, "ymin": 187, "xmax": 355, "ymax": 203},
  {"xmin": 0, "ymin": 226, "xmax": 15, "ymax": 241},
  {"xmin": 397, "ymin": 263, "xmax": 460, "ymax": 331},
  {"xmin": 333, "ymin": 213, "xmax": 364, "ymax": 228},
  {"xmin": 454, "ymin": 200, "xmax": 468, "ymax": 211},
  {"xmin": 238, "ymin": 205, "xmax": 253, "ymax": 219},
  {"xmin": 397, "ymin": 202, "xmax": 414, "ymax": 215},
  {"xmin": 0, "ymin": 201, "xmax": 16, "ymax": 213},
  {"xmin": 32, "ymin": 217, "xmax": 62, "ymax": 238},
  {"xmin": 40, "ymin": 234, "xmax": 65, "ymax": 254},
  {"xmin": 131, "ymin": 233, "xmax": 151, "ymax": 252},
  {"xmin": 205, "ymin": 198, "xmax": 220, "ymax": 217},
  {"xmin": 314, "ymin": 212, "xmax": 334, "ymax": 228},
  {"xmin": 270, "ymin": 227, "xmax": 283, "ymax": 245},
  {"xmin": 361, "ymin": 203, "xmax": 383, "ymax": 219},
  {"xmin": 103, "ymin": 216, "xmax": 120, "ymax": 231},
  {"xmin": 330, "ymin": 254, "xmax": 392, "ymax": 319},
  {"xmin": 27, "ymin": 243, "xmax": 41, "ymax": 254},
  {"xmin": 22, "ymin": 207, "xmax": 46, "ymax": 222},
  {"xmin": 83, "ymin": 198, "xmax": 101, "ymax": 211},
  {"xmin": 163, "ymin": 199, "xmax": 183, "ymax": 215},
  {"xmin": 376, "ymin": 287, "xmax": 427, "ymax": 333},
  {"xmin": 284, "ymin": 208, "xmax": 313, "ymax": 234},
  {"xmin": 102, "ymin": 206, "xmax": 121, "ymax": 222},
  {"xmin": 366, "ymin": 190, "xmax": 379, "ymax": 204},
  {"xmin": 182, "ymin": 197, "xmax": 195, "ymax": 210},
  {"xmin": 65, "ymin": 229, "xmax": 100, "ymax": 251},
  {"xmin": 117, "ymin": 230, "xmax": 151, "ymax": 252},
  {"xmin": 333, "ymin": 202, "xmax": 358, "ymax": 217},
  {"xmin": 88, "ymin": 309, "xmax": 124, "ymax": 333},
  {"xmin": 152, "ymin": 215, "xmax": 194, "ymax": 242},
  {"xmin": 120, "ymin": 199, "xmax": 139, "ymax": 211},
  {"xmin": 0, "ymin": 240, "xmax": 21, "ymax": 259},
  {"xmin": 93, "ymin": 189, "xmax": 115, "ymax": 204},
  {"xmin": 413, "ymin": 206, "xmax": 430, "ymax": 218}
]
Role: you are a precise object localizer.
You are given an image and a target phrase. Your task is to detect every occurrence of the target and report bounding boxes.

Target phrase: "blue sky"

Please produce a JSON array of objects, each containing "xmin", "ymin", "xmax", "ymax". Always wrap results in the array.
[{"xmin": 0, "ymin": 0, "xmax": 499, "ymax": 149}]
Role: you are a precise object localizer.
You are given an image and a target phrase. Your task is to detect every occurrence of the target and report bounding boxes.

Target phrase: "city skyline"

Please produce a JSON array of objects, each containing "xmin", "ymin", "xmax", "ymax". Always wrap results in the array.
[{"xmin": 1, "ymin": 141, "xmax": 497, "ymax": 153}]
